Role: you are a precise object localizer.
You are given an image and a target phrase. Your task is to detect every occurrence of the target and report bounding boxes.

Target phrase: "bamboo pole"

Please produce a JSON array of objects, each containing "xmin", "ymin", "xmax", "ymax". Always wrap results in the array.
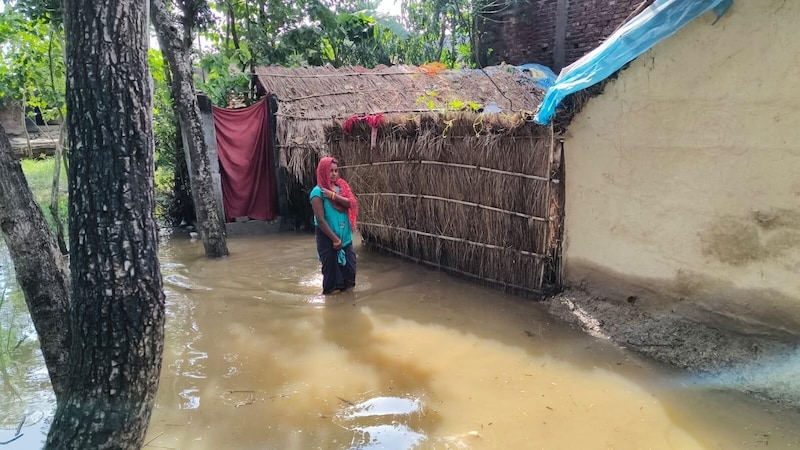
[
  {"xmin": 339, "ymin": 160, "xmax": 560, "ymax": 183},
  {"xmin": 277, "ymin": 109, "xmax": 463, "ymax": 120},
  {"xmin": 366, "ymin": 242, "xmax": 545, "ymax": 295},
  {"xmin": 359, "ymin": 222, "xmax": 548, "ymax": 258},
  {"xmin": 553, "ymin": 139, "xmax": 565, "ymax": 287},
  {"xmin": 281, "ymin": 88, "xmax": 429, "ymax": 102},
  {"xmin": 358, "ymin": 193, "xmax": 547, "ymax": 221},
  {"xmin": 538, "ymin": 124, "xmax": 556, "ymax": 288},
  {"xmin": 256, "ymin": 70, "xmax": 418, "ymax": 79}
]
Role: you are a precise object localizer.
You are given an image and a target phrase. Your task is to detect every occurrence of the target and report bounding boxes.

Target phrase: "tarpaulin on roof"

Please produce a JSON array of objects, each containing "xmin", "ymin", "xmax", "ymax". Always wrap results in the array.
[
  {"xmin": 516, "ymin": 64, "xmax": 558, "ymax": 90},
  {"xmin": 534, "ymin": 0, "xmax": 733, "ymax": 125}
]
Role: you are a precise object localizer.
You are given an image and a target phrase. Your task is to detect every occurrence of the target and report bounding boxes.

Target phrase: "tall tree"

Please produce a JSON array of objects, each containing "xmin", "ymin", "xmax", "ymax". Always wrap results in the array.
[
  {"xmin": 0, "ymin": 122, "xmax": 71, "ymax": 401},
  {"xmin": 46, "ymin": 0, "xmax": 166, "ymax": 446},
  {"xmin": 151, "ymin": 0, "xmax": 229, "ymax": 258}
]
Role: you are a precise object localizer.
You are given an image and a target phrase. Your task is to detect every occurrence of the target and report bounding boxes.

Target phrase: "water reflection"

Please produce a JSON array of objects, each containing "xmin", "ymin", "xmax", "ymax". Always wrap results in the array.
[
  {"xmin": 162, "ymin": 262, "xmax": 207, "ymax": 413},
  {"xmin": 338, "ymin": 396, "xmax": 424, "ymax": 419},
  {"xmin": 0, "ymin": 241, "xmax": 54, "ymax": 449},
  {"xmin": 349, "ymin": 424, "xmax": 426, "ymax": 450},
  {"xmin": 143, "ymin": 235, "xmax": 800, "ymax": 450},
  {"xmin": 335, "ymin": 396, "xmax": 427, "ymax": 449}
]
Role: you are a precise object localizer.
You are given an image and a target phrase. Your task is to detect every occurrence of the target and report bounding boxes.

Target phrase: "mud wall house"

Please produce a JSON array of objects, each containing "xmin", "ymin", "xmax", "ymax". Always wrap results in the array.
[
  {"xmin": 477, "ymin": 0, "xmax": 643, "ymax": 71},
  {"xmin": 0, "ymin": 100, "xmax": 25, "ymax": 136},
  {"xmin": 0, "ymin": 100, "xmax": 61, "ymax": 157},
  {"xmin": 545, "ymin": 0, "xmax": 800, "ymax": 338},
  {"xmin": 253, "ymin": 64, "xmax": 564, "ymax": 294}
]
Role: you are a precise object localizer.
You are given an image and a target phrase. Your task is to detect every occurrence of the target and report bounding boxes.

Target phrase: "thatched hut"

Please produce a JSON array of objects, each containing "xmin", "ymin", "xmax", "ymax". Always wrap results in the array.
[{"xmin": 255, "ymin": 64, "xmax": 563, "ymax": 295}]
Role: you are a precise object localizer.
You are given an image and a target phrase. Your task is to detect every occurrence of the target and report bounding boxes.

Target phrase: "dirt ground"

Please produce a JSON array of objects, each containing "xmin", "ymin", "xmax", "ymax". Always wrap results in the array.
[{"xmin": 544, "ymin": 289, "xmax": 800, "ymax": 410}]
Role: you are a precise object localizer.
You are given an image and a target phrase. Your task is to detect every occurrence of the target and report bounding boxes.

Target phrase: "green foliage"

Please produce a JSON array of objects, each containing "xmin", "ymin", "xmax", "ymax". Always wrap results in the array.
[
  {"xmin": 9, "ymin": 0, "xmax": 63, "ymax": 25},
  {"xmin": 197, "ymin": 52, "xmax": 252, "ymax": 106},
  {"xmin": 0, "ymin": 10, "xmax": 65, "ymax": 122},
  {"xmin": 148, "ymin": 49, "xmax": 182, "ymax": 224},
  {"xmin": 198, "ymin": 0, "xmax": 478, "ymax": 108},
  {"xmin": 5, "ymin": 0, "xmax": 482, "ymax": 230}
]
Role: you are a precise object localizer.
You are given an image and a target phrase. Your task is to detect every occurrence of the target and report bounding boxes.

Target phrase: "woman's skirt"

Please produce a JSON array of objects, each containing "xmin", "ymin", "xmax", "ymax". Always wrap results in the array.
[{"xmin": 315, "ymin": 227, "xmax": 356, "ymax": 294}]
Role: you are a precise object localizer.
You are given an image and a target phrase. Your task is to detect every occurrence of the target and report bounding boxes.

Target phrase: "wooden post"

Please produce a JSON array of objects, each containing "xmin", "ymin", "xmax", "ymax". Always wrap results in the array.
[
  {"xmin": 268, "ymin": 94, "xmax": 289, "ymax": 223},
  {"xmin": 196, "ymin": 93, "xmax": 226, "ymax": 233},
  {"xmin": 539, "ymin": 126, "xmax": 557, "ymax": 291}
]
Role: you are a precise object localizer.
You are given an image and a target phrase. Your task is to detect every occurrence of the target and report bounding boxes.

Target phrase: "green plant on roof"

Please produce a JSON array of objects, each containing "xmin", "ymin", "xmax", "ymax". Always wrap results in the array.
[
  {"xmin": 415, "ymin": 93, "xmax": 440, "ymax": 110},
  {"xmin": 448, "ymin": 99, "xmax": 464, "ymax": 110},
  {"xmin": 446, "ymin": 99, "xmax": 482, "ymax": 112}
]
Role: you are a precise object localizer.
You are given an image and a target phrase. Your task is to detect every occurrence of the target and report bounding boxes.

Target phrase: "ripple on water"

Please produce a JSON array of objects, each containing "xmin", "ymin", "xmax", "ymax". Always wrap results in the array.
[
  {"xmin": 260, "ymin": 289, "xmax": 327, "ymax": 308},
  {"xmin": 163, "ymin": 274, "xmax": 212, "ymax": 291}
]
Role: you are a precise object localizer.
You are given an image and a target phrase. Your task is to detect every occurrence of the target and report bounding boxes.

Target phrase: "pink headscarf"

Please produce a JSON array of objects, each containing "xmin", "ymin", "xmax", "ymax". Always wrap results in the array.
[{"xmin": 316, "ymin": 157, "xmax": 358, "ymax": 230}]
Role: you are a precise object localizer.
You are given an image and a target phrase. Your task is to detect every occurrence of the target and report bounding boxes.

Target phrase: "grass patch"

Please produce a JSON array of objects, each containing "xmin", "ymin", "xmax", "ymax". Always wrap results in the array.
[
  {"xmin": 20, "ymin": 157, "xmax": 68, "ymax": 233},
  {"xmin": 19, "ymin": 156, "xmax": 175, "ymax": 230}
]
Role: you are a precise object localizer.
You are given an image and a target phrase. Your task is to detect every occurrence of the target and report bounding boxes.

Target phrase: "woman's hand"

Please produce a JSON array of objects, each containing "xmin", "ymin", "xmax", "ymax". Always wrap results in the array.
[
  {"xmin": 320, "ymin": 188, "xmax": 335, "ymax": 200},
  {"xmin": 332, "ymin": 239, "xmax": 342, "ymax": 249}
]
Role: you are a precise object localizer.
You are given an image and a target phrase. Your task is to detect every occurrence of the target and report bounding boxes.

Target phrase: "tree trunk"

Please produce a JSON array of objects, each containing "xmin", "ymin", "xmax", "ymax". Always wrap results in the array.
[
  {"xmin": 21, "ymin": 92, "xmax": 33, "ymax": 158},
  {"xmin": 0, "ymin": 122, "xmax": 72, "ymax": 401},
  {"xmin": 436, "ymin": 11, "xmax": 447, "ymax": 62},
  {"xmin": 46, "ymin": 0, "xmax": 166, "ymax": 447},
  {"xmin": 151, "ymin": 0, "xmax": 229, "ymax": 258},
  {"xmin": 49, "ymin": 123, "xmax": 68, "ymax": 255},
  {"xmin": 161, "ymin": 51, "xmax": 196, "ymax": 228},
  {"xmin": 172, "ymin": 126, "xmax": 196, "ymax": 227}
]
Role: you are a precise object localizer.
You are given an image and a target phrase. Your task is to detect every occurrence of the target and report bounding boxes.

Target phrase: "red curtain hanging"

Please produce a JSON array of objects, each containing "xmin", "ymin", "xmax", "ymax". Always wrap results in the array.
[{"xmin": 212, "ymin": 99, "xmax": 277, "ymax": 222}]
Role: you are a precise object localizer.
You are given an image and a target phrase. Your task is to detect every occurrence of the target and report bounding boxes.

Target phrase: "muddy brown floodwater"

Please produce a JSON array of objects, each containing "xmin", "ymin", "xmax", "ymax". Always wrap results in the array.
[{"xmin": 1, "ymin": 234, "xmax": 800, "ymax": 449}]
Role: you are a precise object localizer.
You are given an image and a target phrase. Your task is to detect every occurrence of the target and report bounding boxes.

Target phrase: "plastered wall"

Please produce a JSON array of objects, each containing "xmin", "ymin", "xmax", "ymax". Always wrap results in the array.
[{"xmin": 563, "ymin": 0, "xmax": 800, "ymax": 337}]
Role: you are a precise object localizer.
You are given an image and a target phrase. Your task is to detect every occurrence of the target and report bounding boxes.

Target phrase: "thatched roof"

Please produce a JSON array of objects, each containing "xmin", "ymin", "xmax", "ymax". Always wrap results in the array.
[
  {"xmin": 255, "ymin": 63, "xmax": 545, "ymax": 119},
  {"xmin": 254, "ymin": 64, "xmax": 548, "ymax": 179}
]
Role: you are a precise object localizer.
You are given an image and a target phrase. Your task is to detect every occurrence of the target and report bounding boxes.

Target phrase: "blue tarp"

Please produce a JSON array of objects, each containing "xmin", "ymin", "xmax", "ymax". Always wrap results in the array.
[
  {"xmin": 516, "ymin": 64, "xmax": 558, "ymax": 90},
  {"xmin": 534, "ymin": 0, "xmax": 733, "ymax": 125}
]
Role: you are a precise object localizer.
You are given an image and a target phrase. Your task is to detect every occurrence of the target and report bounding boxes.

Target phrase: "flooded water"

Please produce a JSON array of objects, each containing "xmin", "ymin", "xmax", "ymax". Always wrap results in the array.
[{"xmin": 1, "ymin": 234, "xmax": 799, "ymax": 449}]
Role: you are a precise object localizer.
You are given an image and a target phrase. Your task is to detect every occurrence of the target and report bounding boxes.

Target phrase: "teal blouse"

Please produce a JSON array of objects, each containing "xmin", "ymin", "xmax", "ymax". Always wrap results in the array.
[{"xmin": 310, "ymin": 185, "xmax": 353, "ymax": 247}]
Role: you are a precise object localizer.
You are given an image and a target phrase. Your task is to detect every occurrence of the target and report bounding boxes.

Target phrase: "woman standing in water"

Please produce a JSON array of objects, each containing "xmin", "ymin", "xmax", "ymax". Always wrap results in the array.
[{"xmin": 310, "ymin": 157, "xmax": 358, "ymax": 294}]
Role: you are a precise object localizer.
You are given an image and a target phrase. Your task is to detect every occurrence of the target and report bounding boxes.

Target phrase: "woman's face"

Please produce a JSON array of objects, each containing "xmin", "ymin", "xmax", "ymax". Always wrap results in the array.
[{"xmin": 329, "ymin": 162, "xmax": 339, "ymax": 184}]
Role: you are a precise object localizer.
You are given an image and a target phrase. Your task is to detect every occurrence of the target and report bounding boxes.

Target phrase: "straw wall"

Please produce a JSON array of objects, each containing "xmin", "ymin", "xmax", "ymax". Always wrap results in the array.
[{"xmin": 327, "ymin": 113, "xmax": 561, "ymax": 296}]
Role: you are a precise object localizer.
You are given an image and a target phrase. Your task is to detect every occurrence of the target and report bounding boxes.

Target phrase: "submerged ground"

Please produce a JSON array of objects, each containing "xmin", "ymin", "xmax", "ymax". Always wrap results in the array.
[
  {"xmin": 1, "ymin": 234, "xmax": 799, "ymax": 449},
  {"xmin": 546, "ymin": 289, "xmax": 800, "ymax": 410}
]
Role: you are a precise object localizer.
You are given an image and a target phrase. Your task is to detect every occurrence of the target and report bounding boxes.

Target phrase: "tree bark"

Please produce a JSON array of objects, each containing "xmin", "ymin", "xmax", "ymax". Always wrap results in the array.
[
  {"xmin": 151, "ymin": 0, "xmax": 229, "ymax": 258},
  {"xmin": 0, "ymin": 122, "xmax": 72, "ymax": 401},
  {"xmin": 436, "ymin": 11, "xmax": 447, "ymax": 62},
  {"xmin": 46, "ymin": 0, "xmax": 166, "ymax": 447}
]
